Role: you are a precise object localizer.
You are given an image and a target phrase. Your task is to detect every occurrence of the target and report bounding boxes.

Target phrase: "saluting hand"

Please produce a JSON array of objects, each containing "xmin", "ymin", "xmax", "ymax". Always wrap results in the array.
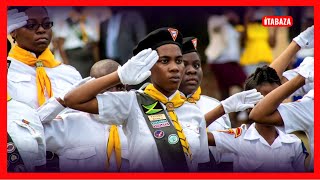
[
  {"xmin": 221, "ymin": 89, "xmax": 264, "ymax": 114},
  {"xmin": 117, "ymin": 48, "xmax": 159, "ymax": 85},
  {"xmin": 7, "ymin": 9, "xmax": 28, "ymax": 35}
]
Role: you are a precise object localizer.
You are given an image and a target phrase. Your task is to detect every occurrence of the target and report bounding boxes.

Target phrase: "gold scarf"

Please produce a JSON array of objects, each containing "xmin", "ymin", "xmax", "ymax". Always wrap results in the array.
[
  {"xmin": 181, "ymin": 87, "xmax": 201, "ymax": 103},
  {"xmin": 106, "ymin": 125, "xmax": 122, "ymax": 171},
  {"xmin": 8, "ymin": 45, "xmax": 61, "ymax": 106},
  {"xmin": 144, "ymin": 84, "xmax": 192, "ymax": 159}
]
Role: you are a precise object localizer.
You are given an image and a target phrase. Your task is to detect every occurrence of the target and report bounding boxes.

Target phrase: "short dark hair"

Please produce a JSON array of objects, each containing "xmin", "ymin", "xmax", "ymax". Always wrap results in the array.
[{"xmin": 244, "ymin": 65, "xmax": 281, "ymax": 90}]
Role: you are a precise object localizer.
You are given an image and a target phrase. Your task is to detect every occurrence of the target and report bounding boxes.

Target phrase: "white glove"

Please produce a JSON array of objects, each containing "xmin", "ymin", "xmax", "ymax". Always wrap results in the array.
[
  {"xmin": 7, "ymin": 9, "xmax": 28, "ymax": 35},
  {"xmin": 221, "ymin": 89, "xmax": 263, "ymax": 114},
  {"xmin": 295, "ymin": 56, "xmax": 314, "ymax": 84},
  {"xmin": 293, "ymin": 25, "xmax": 314, "ymax": 49},
  {"xmin": 118, "ymin": 48, "xmax": 158, "ymax": 85},
  {"xmin": 59, "ymin": 76, "xmax": 95, "ymax": 101}
]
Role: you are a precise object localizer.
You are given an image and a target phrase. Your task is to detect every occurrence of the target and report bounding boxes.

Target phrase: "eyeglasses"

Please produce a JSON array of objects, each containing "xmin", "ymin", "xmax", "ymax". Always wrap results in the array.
[{"xmin": 24, "ymin": 21, "xmax": 53, "ymax": 30}]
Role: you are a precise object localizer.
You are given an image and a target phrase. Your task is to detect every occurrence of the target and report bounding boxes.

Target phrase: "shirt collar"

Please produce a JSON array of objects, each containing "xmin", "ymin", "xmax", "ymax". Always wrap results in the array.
[{"xmin": 244, "ymin": 123, "xmax": 297, "ymax": 148}]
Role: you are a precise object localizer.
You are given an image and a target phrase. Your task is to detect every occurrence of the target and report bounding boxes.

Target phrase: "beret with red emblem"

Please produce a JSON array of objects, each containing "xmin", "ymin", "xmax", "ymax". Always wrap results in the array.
[
  {"xmin": 133, "ymin": 27, "xmax": 183, "ymax": 56},
  {"xmin": 182, "ymin": 37, "xmax": 198, "ymax": 54}
]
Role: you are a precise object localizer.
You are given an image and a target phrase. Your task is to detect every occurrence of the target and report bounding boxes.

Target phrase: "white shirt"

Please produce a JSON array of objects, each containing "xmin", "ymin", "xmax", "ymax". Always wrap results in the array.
[
  {"xmin": 96, "ymin": 90, "xmax": 209, "ymax": 172},
  {"xmin": 37, "ymin": 97, "xmax": 129, "ymax": 172},
  {"xmin": 7, "ymin": 99, "xmax": 46, "ymax": 172},
  {"xmin": 282, "ymin": 69, "xmax": 313, "ymax": 96},
  {"xmin": 278, "ymin": 93, "xmax": 314, "ymax": 171},
  {"xmin": 211, "ymin": 123, "xmax": 306, "ymax": 172},
  {"xmin": 196, "ymin": 95, "xmax": 233, "ymax": 163},
  {"xmin": 8, "ymin": 57, "xmax": 82, "ymax": 109}
]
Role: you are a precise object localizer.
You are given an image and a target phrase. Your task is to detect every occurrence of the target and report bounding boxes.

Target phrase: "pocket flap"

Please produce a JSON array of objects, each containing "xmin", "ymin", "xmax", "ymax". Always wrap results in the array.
[
  {"xmin": 8, "ymin": 72, "xmax": 32, "ymax": 83},
  {"xmin": 64, "ymin": 146, "xmax": 97, "ymax": 159}
]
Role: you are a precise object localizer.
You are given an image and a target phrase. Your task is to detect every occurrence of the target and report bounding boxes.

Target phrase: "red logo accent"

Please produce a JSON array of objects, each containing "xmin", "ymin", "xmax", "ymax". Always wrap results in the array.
[
  {"xmin": 168, "ymin": 28, "xmax": 178, "ymax": 41},
  {"xmin": 262, "ymin": 16, "xmax": 293, "ymax": 27},
  {"xmin": 218, "ymin": 127, "xmax": 242, "ymax": 138},
  {"xmin": 191, "ymin": 38, "xmax": 197, "ymax": 50}
]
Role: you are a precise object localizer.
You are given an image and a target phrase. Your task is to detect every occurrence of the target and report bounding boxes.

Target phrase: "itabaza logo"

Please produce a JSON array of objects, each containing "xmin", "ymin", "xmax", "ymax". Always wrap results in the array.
[{"xmin": 262, "ymin": 16, "xmax": 293, "ymax": 27}]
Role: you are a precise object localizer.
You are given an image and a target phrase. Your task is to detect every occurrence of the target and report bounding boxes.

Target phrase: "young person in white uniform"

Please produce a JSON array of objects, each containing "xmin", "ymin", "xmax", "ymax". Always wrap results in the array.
[
  {"xmin": 7, "ymin": 9, "xmax": 46, "ymax": 172},
  {"xmin": 250, "ymin": 59, "xmax": 314, "ymax": 171},
  {"xmin": 208, "ymin": 66, "xmax": 308, "ymax": 172},
  {"xmin": 249, "ymin": 25, "xmax": 314, "ymax": 171},
  {"xmin": 7, "ymin": 6, "xmax": 82, "ymax": 172},
  {"xmin": 64, "ymin": 27, "xmax": 210, "ymax": 172},
  {"xmin": 179, "ymin": 37, "xmax": 232, "ymax": 171},
  {"xmin": 42, "ymin": 60, "xmax": 129, "ymax": 172},
  {"xmin": 7, "ymin": 6, "xmax": 82, "ymax": 109}
]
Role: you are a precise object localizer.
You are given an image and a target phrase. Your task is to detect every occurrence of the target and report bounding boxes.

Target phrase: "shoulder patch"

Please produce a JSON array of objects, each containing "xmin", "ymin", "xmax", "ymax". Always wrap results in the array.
[{"xmin": 217, "ymin": 127, "xmax": 242, "ymax": 138}]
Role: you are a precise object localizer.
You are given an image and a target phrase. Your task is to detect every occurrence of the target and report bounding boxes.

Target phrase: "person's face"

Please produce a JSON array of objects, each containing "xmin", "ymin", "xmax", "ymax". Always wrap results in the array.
[
  {"xmin": 256, "ymin": 82, "xmax": 279, "ymax": 96},
  {"xmin": 106, "ymin": 84, "xmax": 126, "ymax": 92},
  {"xmin": 150, "ymin": 44, "xmax": 184, "ymax": 97},
  {"xmin": 246, "ymin": 82, "xmax": 279, "ymax": 115},
  {"xmin": 11, "ymin": 7, "xmax": 52, "ymax": 54},
  {"xmin": 179, "ymin": 52, "xmax": 203, "ymax": 96}
]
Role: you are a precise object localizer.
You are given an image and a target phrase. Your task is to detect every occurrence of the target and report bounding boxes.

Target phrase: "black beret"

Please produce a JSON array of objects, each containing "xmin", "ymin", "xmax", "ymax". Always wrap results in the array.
[
  {"xmin": 182, "ymin": 37, "xmax": 198, "ymax": 54},
  {"xmin": 133, "ymin": 27, "xmax": 183, "ymax": 56}
]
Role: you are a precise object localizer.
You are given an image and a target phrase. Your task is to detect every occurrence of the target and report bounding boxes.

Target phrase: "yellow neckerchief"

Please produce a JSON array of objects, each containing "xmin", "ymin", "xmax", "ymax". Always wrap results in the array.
[
  {"xmin": 7, "ymin": 94, "xmax": 12, "ymax": 102},
  {"xmin": 144, "ymin": 84, "xmax": 192, "ymax": 160},
  {"xmin": 181, "ymin": 87, "xmax": 201, "ymax": 104},
  {"xmin": 106, "ymin": 125, "xmax": 122, "ymax": 171},
  {"xmin": 8, "ymin": 45, "xmax": 61, "ymax": 106}
]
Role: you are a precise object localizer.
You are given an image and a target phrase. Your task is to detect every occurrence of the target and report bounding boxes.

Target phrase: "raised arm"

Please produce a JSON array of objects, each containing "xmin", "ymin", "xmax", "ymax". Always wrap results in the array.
[
  {"xmin": 205, "ymin": 89, "xmax": 263, "ymax": 127},
  {"xmin": 269, "ymin": 25, "xmax": 313, "ymax": 82},
  {"xmin": 64, "ymin": 49, "xmax": 158, "ymax": 114},
  {"xmin": 250, "ymin": 56, "xmax": 314, "ymax": 125}
]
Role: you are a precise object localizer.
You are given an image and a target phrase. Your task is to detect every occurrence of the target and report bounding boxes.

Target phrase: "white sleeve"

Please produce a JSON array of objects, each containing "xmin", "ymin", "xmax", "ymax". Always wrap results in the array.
[
  {"xmin": 96, "ymin": 91, "xmax": 136, "ymax": 125},
  {"xmin": 44, "ymin": 116, "xmax": 67, "ymax": 154},
  {"xmin": 211, "ymin": 127, "xmax": 243, "ymax": 154},
  {"xmin": 37, "ymin": 97, "xmax": 65, "ymax": 123},
  {"xmin": 278, "ymin": 99, "xmax": 313, "ymax": 133},
  {"xmin": 292, "ymin": 140, "xmax": 308, "ymax": 172},
  {"xmin": 283, "ymin": 70, "xmax": 313, "ymax": 96},
  {"xmin": 198, "ymin": 118, "xmax": 210, "ymax": 163}
]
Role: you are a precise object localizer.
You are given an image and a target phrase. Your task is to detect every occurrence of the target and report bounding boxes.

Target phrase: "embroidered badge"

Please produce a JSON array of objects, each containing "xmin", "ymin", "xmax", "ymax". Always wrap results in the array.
[
  {"xmin": 168, "ymin": 134, "xmax": 179, "ymax": 144},
  {"xmin": 9, "ymin": 153, "xmax": 19, "ymax": 163},
  {"xmin": 191, "ymin": 38, "xmax": 197, "ymax": 50},
  {"xmin": 165, "ymin": 102, "xmax": 174, "ymax": 112},
  {"xmin": 168, "ymin": 28, "xmax": 178, "ymax": 41},
  {"xmin": 14, "ymin": 164, "xmax": 27, "ymax": 172},
  {"xmin": 151, "ymin": 119, "xmax": 170, "ymax": 128},
  {"xmin": 148, "ymin": 114, "xmax": 166, "ymax": 121},
  {"xmin": 142, "ymin": 102, "xmax": 163, "ymax": 115},
  {"xmin": 7, "ymin": 142, "xmax": 15, "ymax": 153},
  {"xmin": 154, "ymin": 130, "xmax": 165, "ymax": 139},
  {"xmin": 217, "ymin": 127, "xmax": 242, "ymax": 138}
]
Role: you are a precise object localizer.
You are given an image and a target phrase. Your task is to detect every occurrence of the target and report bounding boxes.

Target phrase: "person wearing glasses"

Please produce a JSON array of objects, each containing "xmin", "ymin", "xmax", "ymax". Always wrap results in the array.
[{"xmin": 7, "ymin": 6, "xmax": 82, "ymax": 171}]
